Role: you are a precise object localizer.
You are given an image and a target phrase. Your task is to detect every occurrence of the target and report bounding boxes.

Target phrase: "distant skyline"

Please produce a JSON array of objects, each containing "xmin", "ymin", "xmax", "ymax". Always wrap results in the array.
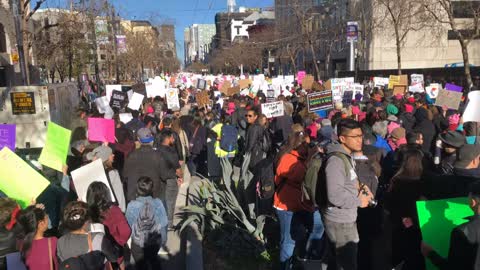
[{"xmin": 44, "ymin": 0, "xmax": 274, "ymax": 65}]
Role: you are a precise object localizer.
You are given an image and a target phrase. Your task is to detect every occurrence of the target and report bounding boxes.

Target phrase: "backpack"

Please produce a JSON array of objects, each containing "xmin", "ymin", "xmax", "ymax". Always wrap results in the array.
[
  {"xmin": 131, "ymin": 201, "xmax": 162, "ymax": 248},
  {"xmin": 303, "ymin": 152, "xmax": 351, "ymax": 207},
  {"xmin": 220, "ymin": 125, "xmax": 238, "ymax": 152},
  {"xmin": 259, "ymin": 129, "xmax": 272, "ymax": 153},
  {"xmin": 59, "ymin": 234, "xmax": 106, "ymax": 270},
  {"xmin": 255, "ymin": 157, "xmax": 275, "ymax": 199}
]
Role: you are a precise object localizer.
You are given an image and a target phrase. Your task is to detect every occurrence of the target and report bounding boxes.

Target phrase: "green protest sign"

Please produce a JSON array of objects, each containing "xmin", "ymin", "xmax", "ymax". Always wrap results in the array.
[
  {"xmin": 417, "ymin": 197, "xmax": 474, "ymax": 270},
  {"xmin": 39, "ymin": 122, "xmax": 71, "ymax": 172},
  {"xmin": 0, "ymin": 147, "xmax": 50, "ymax": 208}
]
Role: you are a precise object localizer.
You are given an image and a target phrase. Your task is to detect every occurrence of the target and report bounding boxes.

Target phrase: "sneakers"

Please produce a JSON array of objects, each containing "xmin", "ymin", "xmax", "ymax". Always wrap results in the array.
[{"xmin": 158, "ymin": 246, "xmax": 169, "ymax": 256}]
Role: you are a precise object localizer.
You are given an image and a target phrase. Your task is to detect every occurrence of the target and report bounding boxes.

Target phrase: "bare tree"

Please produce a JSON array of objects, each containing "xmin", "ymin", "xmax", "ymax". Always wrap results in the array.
[{"xmin": 422, "ymin": 0, "xmax": 480, "ymax": 90}]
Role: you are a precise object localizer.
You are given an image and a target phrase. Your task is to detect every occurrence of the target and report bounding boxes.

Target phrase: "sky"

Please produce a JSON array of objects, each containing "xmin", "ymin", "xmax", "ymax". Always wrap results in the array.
[{"xmin": 44, "ymin": 0, "xmax": 274, "ymax": 65}]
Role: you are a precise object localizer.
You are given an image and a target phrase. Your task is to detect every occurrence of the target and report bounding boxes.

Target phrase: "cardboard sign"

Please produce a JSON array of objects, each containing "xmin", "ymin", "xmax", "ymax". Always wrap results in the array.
[
  {"xmin": 312, "ymin": 81, "xmax": 323, "ymax": 92},
  {"xmin": 393, "ymin": 85, "xmax": 407, "ymax": 95},
  {"xmin": 128, "ymin": 92, "xmax": 144, "ymax": 111},
  {"xmin": 373, "ymin": 77, "xmax": 389, "ymax": 87},
  {"xmin": 196, "ymin": 91, "xmax": 210, "ymax": 107},
  {"xmin": 87, "ymin": 118, "xmax": 115, "ymax": 143},
  {"xmin": 0, "ymin": 124, "xmax": 15, "ymax": 151},
  {"xmin": 119, "ymin": 113, "xmax": 133, "ymax": 124},
  {"xmin": 10, "ymin": 92, "xmax": 35, "ymax": 115},
  {"xmin": 71, "ymin": 159, "xmax": 116, "ymax": 202},
  {"xmin": 435, "ymin": 89, "xmax": 463, "ymax": 110},
  {"xmin": 302, "ymin": 75, "xmax": 315, "ymax": 90},
  {"xmin": 220, "ymin": 81, "xmax": 232, "ymax": 95},
  {"xmin": 238, "ymin": 79, "xmax": 252, "ymax": 89},
  {"xmin": 297, "ymin": 71, "xmax": 306, "ymax": 85},
  {"xmin": 417, "ymin": 197, "xmax": 473, "ymax": 270},
  {"xmin": 388, "ymin": 75, "xmax": 400, "ymax": 89},
  {"xmin": 0, "ymin": 147, "xmax": 50, "ymax": 208},
  {"xmin": 38, "ymin": 122, "xmax": 71, "ymax": 172},
  {"xmin": 197, "ymin": 79, "xmax": 207, "ymax": 90},
  {"xmin": 445, "ymin": 83, "xmax": 463, "ymax": 93},
  {"xmin": 105, "ymin": 85, "xmax": 121, "ymax": 102},
  {"xmin": 227, "ymin": 86, "xmax": 241, "ymax": 96},
  {"xmin": 462, "ymin": 91, "xmax": 480, "ymax": 122},
  {"xmin": 110, "ymin": 90, "xmax": 128, "ymax": 109},
  {"xmin": 261, "ymin": 101, "xmax": 285, "ymax": 118},
  {"xmin": 426, "ymin": 84, "xmax": 441, "ymax": 99},
  {"xmin": 342, "ymin": 91, "xmax": 354, "ymax": 105},
  {"xmin": 166, "ymin": 88, "xmax": 180, "ymax": 110},
  {"xmin": 307, "ymin": 91, "xmax": 333, "ymax": 112}
]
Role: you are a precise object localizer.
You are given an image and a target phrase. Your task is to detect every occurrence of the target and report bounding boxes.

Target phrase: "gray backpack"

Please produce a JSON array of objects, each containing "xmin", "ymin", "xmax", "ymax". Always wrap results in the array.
[{"xmin": 131, "ymin": 201, "xmax": 162, "ymax": 248}]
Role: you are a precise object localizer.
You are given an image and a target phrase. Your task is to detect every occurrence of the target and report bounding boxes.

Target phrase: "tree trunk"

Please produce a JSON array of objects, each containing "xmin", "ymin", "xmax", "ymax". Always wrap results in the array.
[
  {"xmin": 310, "ymin": 42, "xmax": 320, "ymax": 81},
  {"xmin": 394, "ymin": 26, "xmax": 402, "ymax": 75},
  {"xmin": 460, "ymin": 41, "xmax": 473, "ymax": 92},
  {"xmin": 290, "ymin": 53, "xmax": 297, "ymax": 74}
]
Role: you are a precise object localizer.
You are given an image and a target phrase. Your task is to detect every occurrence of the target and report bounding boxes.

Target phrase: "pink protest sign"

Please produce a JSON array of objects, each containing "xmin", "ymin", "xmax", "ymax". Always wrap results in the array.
[
  {"xmin": 87, "ymin": 118, "xmax": 115, "ymax": 143},
  {"xmin": 297, "ymin": 71, "xmax": 306, "ymax": 85}
]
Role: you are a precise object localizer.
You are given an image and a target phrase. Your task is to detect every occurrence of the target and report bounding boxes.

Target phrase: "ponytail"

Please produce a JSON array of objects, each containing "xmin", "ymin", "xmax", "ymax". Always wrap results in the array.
[{"xmin": 17, "ymin": 206, "xmax": 46, "ymax": 261}]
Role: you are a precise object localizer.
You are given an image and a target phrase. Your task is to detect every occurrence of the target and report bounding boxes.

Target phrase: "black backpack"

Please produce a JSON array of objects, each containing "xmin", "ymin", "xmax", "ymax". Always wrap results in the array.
[
  {"xmin": 220, "ymin": 125, "xmax": 238, "ymax": 152},
  {"xmin": 59, "ymin": 251, "xmax": 106, "ymax": 270},
  {"xmin": 131, "ymin": 201, "xmax": 162, "ymax": 248},
  {"xmin": 255, "ymin": 157, "xmax": 276, "ymax": 199},
  {"xmin": 259, "ymin": 128, "xmax": 272, "ymax": 153}
]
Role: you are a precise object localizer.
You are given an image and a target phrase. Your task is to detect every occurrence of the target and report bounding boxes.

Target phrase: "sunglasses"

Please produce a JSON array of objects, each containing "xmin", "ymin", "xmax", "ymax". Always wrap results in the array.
[{"xmin": 245, "ymin": 114, "xmax": 255, "ymax": 118}]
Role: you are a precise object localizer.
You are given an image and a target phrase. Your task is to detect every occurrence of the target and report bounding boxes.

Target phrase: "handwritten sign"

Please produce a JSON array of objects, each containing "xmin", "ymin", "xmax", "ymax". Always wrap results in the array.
[
  {"xmin": 110, "ymin": 90, "xmax": 128, "ymax": 109},
  {"xmin": 393, "ymin": 85, "xmax": 407, "ymax": 96},
  {"xmin": 166, "ymin": 88, "xmax": 180, "ymax": 110},
  {"xmin": 426, "ymin": 84, "xmax": 441, "ymax": 99},
  {"xmin": 10, "ymin": 92, "xmax": 35, "ymax": 115},
  {"xmin": 105, "ymin": 85, "xmax": 121, "ymax": 102},
  {"xmin": 128, "ymin": 92, "xmax": 144, "ymax": 111},
  {"xmin": 87, "ymin": 118, "xmax": 115, "ymax": 143},
  {"xmin": 373, "ymin": 77, "xmax": 389, "ymax": 87},
  {"xmin": 302, "ymin": 75, "xmax": 315, "ymax": 90},
  {"xmin": 197, "ymin": 79, "xmax": 207, "ymax": 90},
  {"xmin": 38, "ymin": 122, "xmax": 71, "ymax": 172},
  {"xmin": 261, "ymin": 101, "xmax": 284, "ymax": 118},
  {"xmin": 0, "ymin": 124, "xmax": 15, "ymax": 151},
  {"xmin": 435, "ymin": 89, "xmax": 463, "ymax": 110},
  {"xmin": 308, "ymin": 91, "xmax": 333, "ymax": 112},
  {"xmin": 196, "ymin": 91, "xmax": 210, "ymax": 107}
]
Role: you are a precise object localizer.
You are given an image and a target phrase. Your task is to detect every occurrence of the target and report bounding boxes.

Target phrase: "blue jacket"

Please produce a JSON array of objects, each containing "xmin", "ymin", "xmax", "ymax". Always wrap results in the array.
[
  {"xmin": 126, "ymin": 196, "xmax": 168, "ymax": 245},
  {"xmin": 374, "ymin": 135, "xmax": 392, "ymax": 154}
]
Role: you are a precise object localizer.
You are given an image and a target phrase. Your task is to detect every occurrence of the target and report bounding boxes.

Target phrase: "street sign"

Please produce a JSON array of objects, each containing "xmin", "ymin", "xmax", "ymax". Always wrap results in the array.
[{"xmin": 346, "ymin": 21, "xmax": 358, "ymax": 42}]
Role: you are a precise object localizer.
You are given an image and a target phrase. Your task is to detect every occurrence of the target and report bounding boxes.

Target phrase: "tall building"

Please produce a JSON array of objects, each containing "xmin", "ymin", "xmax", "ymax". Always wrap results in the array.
[
  {"xmin": 184, "ymin": 24, "xmax": 215, "ymax": 65},
  {"xmin": 212, "ymin": 9, "xmax": 255, "ymax": 49}
]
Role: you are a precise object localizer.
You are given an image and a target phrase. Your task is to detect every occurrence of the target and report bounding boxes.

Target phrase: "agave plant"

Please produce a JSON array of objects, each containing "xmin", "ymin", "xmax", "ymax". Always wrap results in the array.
[{"xmin": 177, "ymin": 156, "xmax": 268, "ymax": 250}]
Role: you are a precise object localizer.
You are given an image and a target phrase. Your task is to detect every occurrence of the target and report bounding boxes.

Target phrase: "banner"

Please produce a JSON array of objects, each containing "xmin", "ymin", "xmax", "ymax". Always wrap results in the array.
[
  {"xmin": 166, "ymin": 88, "xmax": 180, "ymax": 110},
  {"xmin": 417, "ymin": 197, "xmax": 473, "ymax": 270},
  {"xmin": 463, "ymin": 91, "xmax": 480, "ymax": 122},
  {"xmin": 0, "ymin": 147, "xmax": 50, "ymax": 208},
  {"xmin": 116, "ymin": 35, "xmax": 126, "ymax": 53},
  {"xmin": 128, "ymin": 92, "xmax": 144, "ymax": 111},
  {"xmin": 87, "ymin": 118, "xmax": 115, "ymax": 143},
  {"xmin": 435, "ymin": 89, "xmax": 463, "ymax": 110},
  {"xmin": 0, "ymin": 124, "xmax": 15, "ymax": 151},
  {"xmin": 308, "ymin": 91, "xmax": 333, "ymax": 112},
  {"xmin": 445, "ymin": 83, "xmax": 463, "ymax": 93},
  {"xmin": 110, "ymin": 90, "xmax": 128, "ymax": 110},
  {"xmin": 71, "ymin": 159, "xmax": 115, "ymax": 202},
  {"xmin": 261, "ymin": 101, "xmax": 284, "ymax": 118},
  {"xmin": 38, "ymin": 122, "xmax": 71, "ymax": 172}
]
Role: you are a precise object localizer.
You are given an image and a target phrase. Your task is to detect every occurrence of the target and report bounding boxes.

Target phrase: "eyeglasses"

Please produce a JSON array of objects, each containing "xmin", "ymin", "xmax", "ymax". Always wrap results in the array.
[
  {"xmin": 341, "ymin": 134, "xmax": 363, "ymax": 139},
  {"xmin": 245, "ymin": 114, "xmax": 255, "ymax": 118}
]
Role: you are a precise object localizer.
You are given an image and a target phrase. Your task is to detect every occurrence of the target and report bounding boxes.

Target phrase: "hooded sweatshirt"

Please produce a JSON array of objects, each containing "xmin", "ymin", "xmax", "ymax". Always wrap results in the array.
[
  {"xmin": 414, "ymin": 108, "xmax": 436, "ymax": 153},
  {"xmin": 322, "ymin": 144, "xmax": 361, "ymax": 223}
]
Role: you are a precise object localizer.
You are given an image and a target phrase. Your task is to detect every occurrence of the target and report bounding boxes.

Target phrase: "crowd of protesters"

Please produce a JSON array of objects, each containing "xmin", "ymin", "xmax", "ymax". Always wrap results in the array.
[{"xmin": 1, "ymin": 74, "xmax": 480, "ymax": 270}]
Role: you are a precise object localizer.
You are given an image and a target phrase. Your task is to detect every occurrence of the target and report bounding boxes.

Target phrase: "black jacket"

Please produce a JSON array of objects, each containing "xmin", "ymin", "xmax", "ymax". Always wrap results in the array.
[
  {"xmin": 154, "ymin": 128, "xmax": 184, "ymax": 161},
  {"xmin": 271, "ymin": 115, "xmax": 293, "ymax": 144},
  {"xmin": 232, "ymin": 107, "xmax": 248, "ymax": 138},
  {"xmin": 414, "ymin": 108, "xmax": 436, "ymax": 154},
  {"xmin": 245, "ymin": 123, "xmax": 266, "ymax": 170},
  {"xmin": 428, "ymin": 215, "xmax": 480, "ymax": 270},
  {"xmin": 156, "ymin": 145, "xmax": 180, "ymax": 181},
  {"xmin": 399, "ymin": 112, "xmax": 416, "ymax": 133}
]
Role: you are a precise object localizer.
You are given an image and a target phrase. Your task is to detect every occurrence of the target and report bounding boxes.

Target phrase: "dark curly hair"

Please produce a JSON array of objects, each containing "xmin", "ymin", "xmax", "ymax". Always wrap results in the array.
[{"xmin": 62, "ymin": 201, "xmax": 90, "ymax": 231}]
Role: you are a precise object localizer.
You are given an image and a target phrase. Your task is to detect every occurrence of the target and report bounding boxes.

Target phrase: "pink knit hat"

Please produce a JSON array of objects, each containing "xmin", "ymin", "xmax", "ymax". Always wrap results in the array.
[
  {"xmin": 405, "ymin": 104, "xmax": 414, "ymax": 113},
  {"xmin": 387, "ymin": 122, "xmax": 401, "ymax": 135}
]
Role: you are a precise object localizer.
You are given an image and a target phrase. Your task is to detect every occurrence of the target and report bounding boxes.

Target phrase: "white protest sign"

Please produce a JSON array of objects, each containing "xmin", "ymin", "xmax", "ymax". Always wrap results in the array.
[
  {"xmin": 128, "ymin": 92, "xmax": 144, "ymax": 110},
  {"xmin": 373, "ymin": 77, "xmax": 389, "ymax": 87},
  {"xmin": 409, "ymin": 84, "xmax": 425, "ymax": 93},
  {"xmin": 119, "ymin": 113, "xmax": 133, "ymax": 124},
  {"xmin": 71, "ymin": 159, "xmax": 115, "ymax": 202},
  {"xmin": 353, "ymin": 84, "xmax": 364, "ymax": 100},
  {"xmin": 166, "ymin": 88, "xmax": 180, "ymax": 110},
  {"xmin": 127, "ymin": 90, "xmax": 133, "ymax": 101},
  {"xmin": 261, "ymin": 101, "xmax": 284, "ymax": 118},
  {"xmin": 411, "ymin": 74, "xmax": 424, "ymax": 86},
  {"xmin": 463, "ymin": 91, "xmax": 480, "ymax": 123},
  {"xmin": 104, "ymin": 106, "xmax": 114, "ymax": 119},
  {"xmin": 426, "ymin": 83, "xmax": 442, "ymax": 99},
  {"xmin": 95, "ymin": 96, "xmax": 110, "ymax": 114},
  {"xmin": 213, "ymin": 91, "xmax": 221, "ymax": 97},
  {"xmin": 106, "ymin": 85, "xmax": 122, "ymax": 102},
  {"xmin": 146, "ymin": 77, "xmax": 166, "ymax": 98}
]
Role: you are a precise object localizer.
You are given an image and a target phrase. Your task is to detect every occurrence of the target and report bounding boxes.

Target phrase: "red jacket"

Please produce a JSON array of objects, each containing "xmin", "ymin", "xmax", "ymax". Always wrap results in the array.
[{"xmin": 103, "ymin": 205, "xmax": 131, "ymax": 246}]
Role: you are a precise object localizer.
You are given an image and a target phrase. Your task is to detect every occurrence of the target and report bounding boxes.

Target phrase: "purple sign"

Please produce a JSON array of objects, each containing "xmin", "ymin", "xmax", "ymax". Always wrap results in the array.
[
  {"xmin": 445, "ymin": 83, "xmax": 463, "ymax": 93},
  {"xmin": 0, "ymin": 124, "xmax": 15, "ymax": 151}
]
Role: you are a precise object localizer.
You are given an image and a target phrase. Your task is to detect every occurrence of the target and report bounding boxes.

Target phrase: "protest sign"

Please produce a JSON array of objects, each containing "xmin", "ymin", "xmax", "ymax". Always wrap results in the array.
[
  {"xmin": 388, "ymin": 75, "xmax": 400, "ymax": 89},
  {"xmin": 197, "ymin": 79, "xmax": 207, "ymax": 90},
  {"xmin": 393, "ymin": 85, "xmax": 407, "ymax": 96},
  {"xmin": 38, "ymin": 122, "xmax": 71, "ymax": 172},
  {"xmin": 353, "ymin": 84, "xmax": 364, "ymax": 99},
  {"xmin": 0, "ymin": 147, "xmax": 50, "ymax": 208},
  {"xmin": 227, "ymin": 86, "xmax": 241, "ymax": 96},
  {"xmin": 110, "ymin": 90, "xmax": 128, "ymax": 110},
  {"xmin": 417, "ymin": 197, "xmax": 473, "ymax": 270},
  {"xmin": 119, "ymin": 113, "xmax": 133, "ymax": 124},
  {"xmin": 132, "ymin": 83, "xmax": 147, "ymax": 97},
  {"xmin": 312, "ymin": 81, "xmax": 323, "ymax": 92},
  {"xmin": 411, "ymin": 74, "xmax": 424, "ymax": 86},
  {"xmin": 127, "ymin": 90, "xmax": 133, "ymax": 101},
  {"xmin": 71, "ymin": 159, "xmax": 115, "ymax": 202},
  {"xmin": 301, "ymin": 75, "xmax": 315, "ymax": 90},
  {"xmin": 307, "ymin": 91, "xmax": 333, "ymax": 112},
  {"xmin": 220, "ymin": 81, "xmax": 232, "ymax": 95},
  {"xmin": 297, "ymin": 71, "xmax": 306, "ymax": 85},
  {"xmin": 462, "ymin": 91, "xmax": 480, "ymax": 122},
  {"xmin": 95, "ymin": 96, "xmax": 110, "ymax": 113},
  {"xmin": 146, "ymin": 77, "xmax": 166, "ymax": 98},
  {"xmin": 105, "ymin": 85, "xmax": 121, "ymax": 102},
  {"xmin": 342, "ymin": 91, "xmax": 354, "ymax": 105},
  {"xmin": 128, "ymin": 92, "xmax": 144, "ymax": 111},
  {"xmin": 373, "ymin": 77, "xmax": 389, "ymax": 87},
  {"xmin": 238, "ymin": 79, "xmax": 252, "ymax": 89},
  {"xmin": 400, "ymin": 75, "xmax": 408, "ymax": 86},
  {"xmin": 87, "ymin": 118, "xmax": 115, "ymax": 143},
  {"xmin": 196, "ymin": 91, "xmax": 210, "ymax": 107},
  {"xmin": 0, "ymin": 124, "xmax": 15, "ymax": 151},
  {"xmin": 426, "ymin": 84, "xmax": 441, "ymax": 99},
  {"xmin": 166, "ymin": 88, "xmax": 180, "ymax": 110},
  {"xmin": 435, "ymin": 89, "xmax": 463, "ymax": 110},
  {"xmin": 445, "ymin": 83, "xmax": 463, "ymax": 93},
  {"xmin": 409, "ymin": 84, "xmax": 425, "ymax": 93},
  {"xmin": 261, "ymin": 101, "xmax": 285, "ymax": 118}
]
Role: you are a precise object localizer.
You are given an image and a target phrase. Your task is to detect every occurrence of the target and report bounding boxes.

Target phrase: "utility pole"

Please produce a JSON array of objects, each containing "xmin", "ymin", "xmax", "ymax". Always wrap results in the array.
[
  {"xmin": 12, "ymin": 0, "xmax": 27, "ymax": 85},
  {"xmin": 88, "ymin": 0, "xmax": 100, "ymax": 87},
  {"xmin": 110, "ymin": 5, "xmax": 119, "ymax": 83}
]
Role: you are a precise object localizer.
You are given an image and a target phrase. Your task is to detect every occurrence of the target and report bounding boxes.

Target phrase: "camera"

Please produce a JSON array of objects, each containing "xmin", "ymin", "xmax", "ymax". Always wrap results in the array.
[{"xmin": 360, "ymin": 184, "xmax": 378, "ymax": 208}]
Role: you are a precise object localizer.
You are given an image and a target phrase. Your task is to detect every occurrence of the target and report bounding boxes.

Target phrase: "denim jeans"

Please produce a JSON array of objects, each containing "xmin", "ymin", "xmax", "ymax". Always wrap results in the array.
[
  {"xmin": 324, "ymin": 219, "xmax": 359, "ymax": 270},
  {"xmin": 161, "ymin": 178, "xmax": 179, "ymax": 228},
  {"xmin": 277, "ymin": 209, "xmax": 295, "ymax": 265}
]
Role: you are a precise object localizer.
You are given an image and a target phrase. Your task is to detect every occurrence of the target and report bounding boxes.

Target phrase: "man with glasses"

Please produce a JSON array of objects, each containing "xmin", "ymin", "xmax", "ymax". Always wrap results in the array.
[{"xmin": 320, "ymin": 119, "xmax": 373, "ymax": 270}]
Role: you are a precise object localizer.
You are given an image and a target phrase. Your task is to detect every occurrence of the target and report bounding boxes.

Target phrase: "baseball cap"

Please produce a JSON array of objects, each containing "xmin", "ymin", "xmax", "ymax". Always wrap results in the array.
[
  {"xmin": 137, "ymin": 128, "xmax": 154, "ymax": 144},
  {"xmin": 455, "ymin": 144, "xmax": 480, "ymax": 169}
]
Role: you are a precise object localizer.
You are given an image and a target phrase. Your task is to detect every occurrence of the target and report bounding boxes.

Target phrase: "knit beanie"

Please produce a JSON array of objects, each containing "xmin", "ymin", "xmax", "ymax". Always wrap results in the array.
[{"xmin": 386, "ymin": 104, "xmax": 399, "ymax": 116}]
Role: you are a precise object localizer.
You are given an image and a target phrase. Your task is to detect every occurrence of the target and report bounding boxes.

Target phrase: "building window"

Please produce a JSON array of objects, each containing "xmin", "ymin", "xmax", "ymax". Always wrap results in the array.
[
  {"xmin": 0, "ymin": 23, "xmax": 6, "ymax": 53},
  {"xmin": 452, "ymin": 1, "xmax": 480, "ymax": 18},
  {"xmin": 448, "ymin": 30, "xmax": 480, "ymax": 40},
  {"xmin": 100, "ymin": 54, "xmax": 106, "ymax": 60}
]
